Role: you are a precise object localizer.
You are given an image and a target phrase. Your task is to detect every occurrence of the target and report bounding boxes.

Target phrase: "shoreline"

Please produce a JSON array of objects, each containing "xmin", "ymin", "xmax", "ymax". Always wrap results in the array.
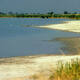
[
  {"xmin": 0, "ymin": 17, "xmax": 79, "ymax": 21},
  {"xmin": 38, "ymin": 20, "xmax": 80, "ymax": 33},
  {"xmin": 0, "ymin": 16, "xmax": 80, "ymax": 19},
  {"xmin": 0, "ymin": 55, "xmax": 80, "ymax": 80}
]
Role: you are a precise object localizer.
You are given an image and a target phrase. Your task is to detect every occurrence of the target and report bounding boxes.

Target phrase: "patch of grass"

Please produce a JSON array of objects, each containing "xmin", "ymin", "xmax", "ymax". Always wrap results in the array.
[
  {"xmin": 51, "ymin": 58, "xmax": 80, "ymax": 80},
  {"xmin": 30, "ymin": 58, "xmax": 80, "ymax": 80}
]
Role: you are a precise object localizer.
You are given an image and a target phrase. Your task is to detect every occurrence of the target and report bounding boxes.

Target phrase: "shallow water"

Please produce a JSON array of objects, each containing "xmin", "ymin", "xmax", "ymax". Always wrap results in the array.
[
  {"xmin": 0, "ymin": 18, "xmax": 80, "ymax": 57},
  {"xmin": 53, "ymin": 37, "xmax": 80, "ymax": 54}
]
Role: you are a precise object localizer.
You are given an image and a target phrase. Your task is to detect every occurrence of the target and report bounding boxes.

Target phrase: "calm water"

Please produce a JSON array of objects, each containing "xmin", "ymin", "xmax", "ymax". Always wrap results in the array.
[{"xmin": 0, "ymin": 18, "xmax": 80, "ymax": 57}]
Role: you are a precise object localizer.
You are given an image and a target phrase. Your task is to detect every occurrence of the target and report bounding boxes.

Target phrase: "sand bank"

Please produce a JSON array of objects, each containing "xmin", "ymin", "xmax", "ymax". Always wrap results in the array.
[
  {"xmin": 0, "ymin": 55, "xmax": 80, "ymax": 80},
  {"xmin": 38, "ymin": 21, "xmax": 80, "ymax": 33}
]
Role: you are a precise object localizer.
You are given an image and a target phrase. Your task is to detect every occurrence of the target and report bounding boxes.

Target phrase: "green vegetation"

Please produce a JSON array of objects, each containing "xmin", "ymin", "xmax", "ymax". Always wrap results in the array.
[
  {"xmin": 30, "ymin": 58, "xmax": 80, "ymax": 80},
  {"xmin": 51, "ymin": 59, "xmax": 80, "ymax": 80},
  {"xmin": 0, "ymin": 11, "xmax": 80, "ymax": 19}
]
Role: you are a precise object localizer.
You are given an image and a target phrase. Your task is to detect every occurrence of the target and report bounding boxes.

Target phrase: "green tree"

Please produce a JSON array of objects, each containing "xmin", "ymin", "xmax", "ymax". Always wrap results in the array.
[
  {"xmin": 64, "ymin": 11, "xmax": 68, "ymax": 14},
  {"xmin": 47, "ymin": 11, "xmax": 54, "ymax": 15}
]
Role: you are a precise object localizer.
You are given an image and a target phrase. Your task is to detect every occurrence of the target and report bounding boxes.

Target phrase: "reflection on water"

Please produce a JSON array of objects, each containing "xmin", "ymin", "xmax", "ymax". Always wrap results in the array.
[{"xmin": 54, "ymin": 37, "xmax": 80, "ymax": 54}]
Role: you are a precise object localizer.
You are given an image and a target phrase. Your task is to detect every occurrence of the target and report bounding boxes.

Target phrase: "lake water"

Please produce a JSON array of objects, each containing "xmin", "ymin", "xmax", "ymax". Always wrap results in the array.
[{"xmin": 0, "ymin": 18, "xmax": 80, "ymax": 57}]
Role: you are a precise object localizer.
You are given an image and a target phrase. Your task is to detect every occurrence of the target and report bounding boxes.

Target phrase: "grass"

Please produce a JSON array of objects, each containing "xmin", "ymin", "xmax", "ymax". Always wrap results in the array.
[
  {"xmin": 51, "ymin": 58, "xmax": 80, "ymax": 80},
  {"xmin": 30, "ymin": 58, "xmax": 80, "ymax": 80}
]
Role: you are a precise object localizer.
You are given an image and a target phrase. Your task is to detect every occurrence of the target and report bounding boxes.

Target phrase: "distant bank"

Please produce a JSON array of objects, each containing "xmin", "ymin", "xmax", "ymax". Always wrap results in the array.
[{"xmin": 0, "ymin": 14, "xmax": 80, "ymax": 19}]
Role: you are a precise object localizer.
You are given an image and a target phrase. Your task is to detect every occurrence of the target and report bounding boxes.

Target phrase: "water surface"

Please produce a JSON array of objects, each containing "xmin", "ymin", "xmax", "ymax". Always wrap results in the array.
[{"xmin": 0, "ymin": 18, "xmax": 80, "ymax": 57}]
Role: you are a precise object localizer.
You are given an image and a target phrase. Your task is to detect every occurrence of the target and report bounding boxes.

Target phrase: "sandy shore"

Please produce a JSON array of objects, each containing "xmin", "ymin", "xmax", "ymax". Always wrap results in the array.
[
  {"xmin": 38, "ymin": 20, "xmax": 80, "ymax": 33},
  {"xmin": 0, "ymin": 55, "xmax": 80, "ymax": 80}
]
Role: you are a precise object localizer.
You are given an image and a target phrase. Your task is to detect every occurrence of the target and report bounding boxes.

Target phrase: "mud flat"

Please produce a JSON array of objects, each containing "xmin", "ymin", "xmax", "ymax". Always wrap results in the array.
[{"xmin": 0, "ymin": 55, "xmax": 80, "ymax": 80}]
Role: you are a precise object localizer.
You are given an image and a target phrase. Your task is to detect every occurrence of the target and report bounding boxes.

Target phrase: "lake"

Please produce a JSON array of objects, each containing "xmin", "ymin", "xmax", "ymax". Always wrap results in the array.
[{"xmin": 0, "ymin": 18, "xmax": 80, "ymax": 57}]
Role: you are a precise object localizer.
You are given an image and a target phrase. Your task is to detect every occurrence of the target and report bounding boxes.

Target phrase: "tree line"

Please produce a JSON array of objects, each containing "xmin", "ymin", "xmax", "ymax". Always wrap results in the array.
[{"xmin": 0, "ymin": 11, "xmax": 80, "ymax": 19}]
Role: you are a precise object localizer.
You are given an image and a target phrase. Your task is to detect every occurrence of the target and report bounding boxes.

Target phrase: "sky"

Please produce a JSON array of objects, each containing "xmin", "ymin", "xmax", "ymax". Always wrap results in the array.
[{"xmin": 0, "ymin": 0, "xmax": 80, "ymax": 13}]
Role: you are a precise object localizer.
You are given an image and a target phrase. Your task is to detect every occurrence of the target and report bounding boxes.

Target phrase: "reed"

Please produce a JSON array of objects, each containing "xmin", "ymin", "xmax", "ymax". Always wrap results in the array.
[
  {"xmin": 30, "ymin": 58, "xmax": 80, "ymax": 80},
  {"xmin": 51, "ymin": 58, "xmax": 80, "ymax": 80}
]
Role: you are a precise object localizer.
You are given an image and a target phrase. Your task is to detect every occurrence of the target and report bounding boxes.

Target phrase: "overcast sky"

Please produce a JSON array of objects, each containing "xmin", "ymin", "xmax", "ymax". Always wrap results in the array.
[{"xmin": 0, "ymin": 0, "xmax": 80, "ymax": 13}]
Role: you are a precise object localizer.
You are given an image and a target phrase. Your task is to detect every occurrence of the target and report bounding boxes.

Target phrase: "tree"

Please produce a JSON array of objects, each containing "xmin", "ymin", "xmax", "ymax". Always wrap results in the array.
[
  {"xmin": 0, "ymin": 12, "xmax": 5, "ymax": 14},
  {"xmin": 64, "ymin": 11, "xmax": 68, "ymax": 14},
  {"xmin": 73, "ymin": 12, "xmax": 77, "ymax": 14},
  {"xmin": 47, "ymin": 11, "xmax": 54, "ymax": 15},
  {"xmin": 8, "ymin": 11, "xmax": 14, "ymax": 15}
]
